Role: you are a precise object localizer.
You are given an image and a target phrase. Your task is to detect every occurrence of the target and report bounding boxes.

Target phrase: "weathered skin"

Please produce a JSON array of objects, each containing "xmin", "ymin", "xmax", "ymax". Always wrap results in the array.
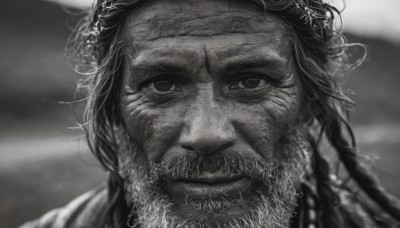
[{"xmin": 120, "ymin": 0, "xmax": 302, "ymax": 220}]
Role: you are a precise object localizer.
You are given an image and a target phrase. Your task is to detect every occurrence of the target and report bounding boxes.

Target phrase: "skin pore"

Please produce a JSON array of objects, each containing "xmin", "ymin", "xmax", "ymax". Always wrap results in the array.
[{"xmin": 118, "ymin": 0, "xmax": 310, "ymax": 227}]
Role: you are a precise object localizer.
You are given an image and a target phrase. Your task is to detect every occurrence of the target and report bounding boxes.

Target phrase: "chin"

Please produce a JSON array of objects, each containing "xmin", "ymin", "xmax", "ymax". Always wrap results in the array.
[
  {"xmin": 125, "ymin": 177, "xmax": 297, "ymax": 228},
  {"xmin": 128, "ymin": 185, "xmax": 294, "ymax": 228},
  {"xmin": 170, "ymin": 196, "xmax": 253, "ymax": 220},
  {"xmin": 168, "ymin": 199, "xmax": 291, "ymax": 228}
]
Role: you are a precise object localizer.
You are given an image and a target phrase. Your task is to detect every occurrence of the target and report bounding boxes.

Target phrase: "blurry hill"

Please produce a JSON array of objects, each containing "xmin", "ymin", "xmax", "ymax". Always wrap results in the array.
[
  {"xmin": 0, "ymin": 0, "xmax": 399, "ymax": 227},
  {"xmin": 346, "ymin": 35, "xmax": 400, "ymax": 125}
]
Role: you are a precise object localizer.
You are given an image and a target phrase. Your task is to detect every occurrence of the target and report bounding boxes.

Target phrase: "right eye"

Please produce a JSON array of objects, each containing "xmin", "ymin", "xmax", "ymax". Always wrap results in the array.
[
  {"xmin": 236, "ymin": 76, "xmax": 265, "ymax": 89},
  {"xmin": 141, "ymin": 76, "xmax": 182, "ymax": 94},
  {"xmin": 150, "ymin": 79, "xmax": 177, "ymax": 92}
]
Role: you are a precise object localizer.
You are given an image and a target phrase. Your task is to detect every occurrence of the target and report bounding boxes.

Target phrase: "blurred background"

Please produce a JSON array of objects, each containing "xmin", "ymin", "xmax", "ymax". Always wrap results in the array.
[{"xmin": 0, "ymin": 0, "xmax": 399, "ymax": 227}]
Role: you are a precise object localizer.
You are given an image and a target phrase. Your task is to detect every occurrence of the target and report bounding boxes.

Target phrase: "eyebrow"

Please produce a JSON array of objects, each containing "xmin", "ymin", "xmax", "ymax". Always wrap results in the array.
[
  {"xmin": 132, "ymin": 62, "xmax": 188, "ymax": 73},
  {"xmin": 129, "ymin": 61, "xmax": 193, "ymax": 83},
  {"xmin": 128, "ymin": 46, "xmax": 200, "ymax": 73},
  {"xmin": 222, "ymin": 57, "xmax": 286, "ymax": 73}
]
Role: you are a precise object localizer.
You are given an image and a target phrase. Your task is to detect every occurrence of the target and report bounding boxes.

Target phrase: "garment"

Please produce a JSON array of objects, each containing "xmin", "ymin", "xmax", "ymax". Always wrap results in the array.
[
  {"xmin": 20, "ymin": 183, "xmax": 396, "ymax": 228},
  {"xmin": 20, "ymin": 184, "xmax": 109, "ymax": 228}
]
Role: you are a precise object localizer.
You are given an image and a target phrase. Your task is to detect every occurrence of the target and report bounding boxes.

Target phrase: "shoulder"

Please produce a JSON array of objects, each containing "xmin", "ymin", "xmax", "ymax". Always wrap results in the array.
[
  {"xmin": 337, "ymin": 187, "xmax": 399, "ymax": 228},
  {"xmin": 20, "ymin": 184, "xmax": 109, "ymax": 228}
]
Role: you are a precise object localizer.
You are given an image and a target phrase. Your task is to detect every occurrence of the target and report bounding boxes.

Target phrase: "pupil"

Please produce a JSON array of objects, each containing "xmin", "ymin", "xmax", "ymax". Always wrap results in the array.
[
  {"xmin": 242, "ymin": 77, "xmax": 260, "ymax": 88},
  {"xmin": 154, "ymin": 80, "xmax": 173, "ymax": 91}
]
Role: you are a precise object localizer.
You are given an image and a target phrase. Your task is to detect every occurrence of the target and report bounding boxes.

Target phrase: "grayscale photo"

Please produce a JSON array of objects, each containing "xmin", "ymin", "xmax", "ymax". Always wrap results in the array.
[{"xmin": 1, "ymin": 0, "xmax": 400, "ymax": 227}]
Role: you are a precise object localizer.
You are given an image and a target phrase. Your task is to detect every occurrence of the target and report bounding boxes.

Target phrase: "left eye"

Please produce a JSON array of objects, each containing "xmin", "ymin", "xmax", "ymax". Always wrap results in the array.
[{"xmin": 232, "ymin": 76, "xmax": 267, "ymax": 90}]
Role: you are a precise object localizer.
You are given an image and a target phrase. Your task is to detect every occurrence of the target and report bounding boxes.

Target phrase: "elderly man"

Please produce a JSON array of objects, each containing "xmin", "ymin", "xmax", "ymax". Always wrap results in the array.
[{"xmin": 22, "ymin": 0, "xmax": 400, "ymax": 227}]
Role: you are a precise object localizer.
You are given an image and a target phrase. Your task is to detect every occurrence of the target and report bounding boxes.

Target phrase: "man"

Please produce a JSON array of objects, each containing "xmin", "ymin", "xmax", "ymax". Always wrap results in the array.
[{"xmin": 21, "ymin": 0, "xmax": 400, "ymax": 227}]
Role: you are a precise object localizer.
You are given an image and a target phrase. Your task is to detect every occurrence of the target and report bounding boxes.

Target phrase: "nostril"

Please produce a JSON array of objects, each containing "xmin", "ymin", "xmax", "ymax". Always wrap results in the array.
[
  {"xmin": 179, "ymin": 138, "xmax": 235, "ymax": 154},
  {"xmin": 218, "ymin": 140, "xmax": 235, "ymax": 152},
  {"xmin": 181, "ymin": 144, "xmax": 196, "ymax": 151}
]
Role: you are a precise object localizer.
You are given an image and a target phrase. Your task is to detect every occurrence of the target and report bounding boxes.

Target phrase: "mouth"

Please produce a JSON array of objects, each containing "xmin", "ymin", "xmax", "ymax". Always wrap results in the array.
[{"xmin": 166, "ymin": 172, "xmax": 252, "ymax": 199}]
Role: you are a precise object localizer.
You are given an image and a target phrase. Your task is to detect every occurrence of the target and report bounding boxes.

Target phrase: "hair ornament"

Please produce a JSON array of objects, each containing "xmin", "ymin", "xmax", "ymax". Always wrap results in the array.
[
  {"xmin": 268, "ymin": 0, "xmax": 333, "ymax": 39},
  {"xmin": 86, "ymin": 0, "xmax": 114, "ymax": 50}
]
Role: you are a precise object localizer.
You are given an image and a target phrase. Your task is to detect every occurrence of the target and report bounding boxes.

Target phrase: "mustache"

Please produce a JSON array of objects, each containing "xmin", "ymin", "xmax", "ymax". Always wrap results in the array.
[{"xmin": 149, "ymin": 152, "xmax": 281, "ymax": 183}]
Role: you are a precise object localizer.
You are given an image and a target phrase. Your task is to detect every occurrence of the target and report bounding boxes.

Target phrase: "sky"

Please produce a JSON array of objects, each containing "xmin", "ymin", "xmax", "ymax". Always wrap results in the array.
[{"xmin": 45, "ymin": 0, "xmax": 400, "ymax": 44}]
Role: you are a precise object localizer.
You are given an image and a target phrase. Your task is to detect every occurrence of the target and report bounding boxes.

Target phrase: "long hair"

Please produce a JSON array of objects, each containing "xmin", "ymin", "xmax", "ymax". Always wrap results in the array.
[{"xmin": 67, "ymin": 0, "xmax": 400, "ymax": 227}]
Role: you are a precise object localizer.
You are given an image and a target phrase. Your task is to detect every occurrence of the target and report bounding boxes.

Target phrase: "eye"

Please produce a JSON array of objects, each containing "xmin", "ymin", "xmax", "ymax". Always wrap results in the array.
[
  {"xmin": 153, "ymin": 79, "xmax": 175, "ymax": 91},
  {"xmin": 146, "ymin": 78, "xmax": 179, "ymax": 92},
  {"xmin": 231, "ymin": 75, "xmax": 268, "ymax": 90},
  {"xmin": 239, "ymin": 77, "xmax": 262, "ymax": 89}
]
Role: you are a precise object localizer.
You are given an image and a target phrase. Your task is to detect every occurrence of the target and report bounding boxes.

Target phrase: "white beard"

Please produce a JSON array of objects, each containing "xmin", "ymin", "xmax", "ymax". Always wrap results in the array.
[{"xmin": 118, "ymin": 127, "xmax": 311, "ymax": 228}]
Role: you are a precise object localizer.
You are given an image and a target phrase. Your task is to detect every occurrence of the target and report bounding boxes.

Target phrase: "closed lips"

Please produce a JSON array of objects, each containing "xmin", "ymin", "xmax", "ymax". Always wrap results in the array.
[{"xmin": 166, "ymin": 173, "xmax": 252, "ymax": 198}]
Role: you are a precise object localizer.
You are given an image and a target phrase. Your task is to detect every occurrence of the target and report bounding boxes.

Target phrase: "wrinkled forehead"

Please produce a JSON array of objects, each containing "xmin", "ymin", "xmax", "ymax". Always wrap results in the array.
[{"xmin": 124, "ymin": 0, "xmax": 291, "ymax": 44}]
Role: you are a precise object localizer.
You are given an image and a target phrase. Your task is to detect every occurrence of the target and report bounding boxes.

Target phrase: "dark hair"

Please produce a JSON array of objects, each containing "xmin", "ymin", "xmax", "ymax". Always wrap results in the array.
[{"xmin": 67, "ymin": 0, "xmax": 400, "ymax": 227}]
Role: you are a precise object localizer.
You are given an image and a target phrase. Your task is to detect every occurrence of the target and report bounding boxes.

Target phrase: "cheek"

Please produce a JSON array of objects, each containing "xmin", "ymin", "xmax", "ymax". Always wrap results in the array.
[
  {"xmin": 233, "ymin": 86, "xmax": 301, "ymax": 160},
  {"xmin": 121, "ymin": 93, "xmax": 186, "ymax": 163}
]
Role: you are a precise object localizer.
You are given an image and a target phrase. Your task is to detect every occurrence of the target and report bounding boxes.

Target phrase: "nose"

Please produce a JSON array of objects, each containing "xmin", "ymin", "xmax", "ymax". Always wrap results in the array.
[{"xmin": 179, "ymin": 100, "xmax": 236, "ymax": 155}]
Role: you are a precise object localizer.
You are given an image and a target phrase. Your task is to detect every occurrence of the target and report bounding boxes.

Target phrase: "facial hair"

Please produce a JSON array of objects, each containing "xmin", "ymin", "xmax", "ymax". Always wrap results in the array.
[{"xmin": 118, "ymin": 126, "xmax": 311, "ymax": 228}]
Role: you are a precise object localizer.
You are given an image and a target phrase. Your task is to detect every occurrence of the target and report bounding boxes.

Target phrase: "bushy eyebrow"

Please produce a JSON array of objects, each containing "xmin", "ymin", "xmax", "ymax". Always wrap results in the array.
[
  {"xmin": 128, "ymin": 58, "xmax": 195, "ymax": 83},
  {"xmin": 222, "ymin": 56, "xmax": 286, "ymax": 73},
  {"xmin": 212, "ymin": 43, "xmax": 291, "ymax": 75},
  {"xmin": 132, "ymin": 62, "xmax": 188, "ymax": 73}
]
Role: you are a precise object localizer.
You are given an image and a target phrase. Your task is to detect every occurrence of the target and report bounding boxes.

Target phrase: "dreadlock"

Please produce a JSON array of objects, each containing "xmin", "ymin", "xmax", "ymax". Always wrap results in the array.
[{"xmin": 67, "ymin": 0, "xmax": 400, "ymax": 227}]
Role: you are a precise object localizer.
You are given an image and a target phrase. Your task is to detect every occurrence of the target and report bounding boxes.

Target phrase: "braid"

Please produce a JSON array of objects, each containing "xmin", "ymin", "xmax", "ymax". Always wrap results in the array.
[
  {"xmin": 309, "ymin": 134, "xmax": 343, "ymax": 228},
  {"xmin": 295, "ymin": 181, "xmax": 319, "ymax": 228},
  {"xmin": 327, "ymin": 117, "xmax": 400, "ymax": 222},
  {"xmin": 106, "ymin": 172, "xmax": 129, "ymax": 228}
]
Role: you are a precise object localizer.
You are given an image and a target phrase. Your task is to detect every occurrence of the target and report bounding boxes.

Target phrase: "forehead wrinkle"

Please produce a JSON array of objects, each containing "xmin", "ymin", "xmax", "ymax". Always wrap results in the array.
[
  {"xmin": 127, "ymin": 9, "xmax": 262, "ymax": 28},
  {"xmin": 129, "ymin": 45, "xmax": 204, "ymax": 74},
  {"xmin": 126, "ymin": 5, "xmax": 287, "ymax": 42},
  {"xmin": 206, "ymin": 35, "xmax": 291, "ymax": 59}
]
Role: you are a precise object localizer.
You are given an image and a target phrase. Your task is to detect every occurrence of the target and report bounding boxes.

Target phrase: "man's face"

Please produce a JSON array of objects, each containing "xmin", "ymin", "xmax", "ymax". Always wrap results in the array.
[{"xmin": 119, "ymin": 0, "xmax": 309, "ymax": 227}]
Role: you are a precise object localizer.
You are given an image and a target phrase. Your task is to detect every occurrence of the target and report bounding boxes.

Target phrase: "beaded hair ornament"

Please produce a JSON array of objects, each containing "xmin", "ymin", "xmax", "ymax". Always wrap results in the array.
[{"xmin": 88, "ymin": 0, "xmax": 113, "ymax": 43}]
